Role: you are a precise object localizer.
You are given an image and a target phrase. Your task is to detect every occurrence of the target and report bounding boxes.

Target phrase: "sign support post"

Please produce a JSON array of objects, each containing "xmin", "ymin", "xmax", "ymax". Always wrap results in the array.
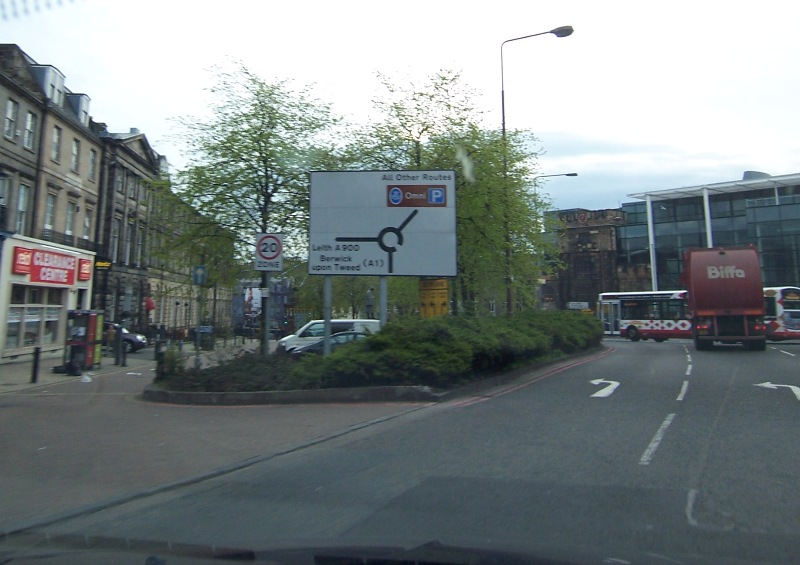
[{"xmin": 254, "ymin": 234, "xmax": 284, "ymax": 355}]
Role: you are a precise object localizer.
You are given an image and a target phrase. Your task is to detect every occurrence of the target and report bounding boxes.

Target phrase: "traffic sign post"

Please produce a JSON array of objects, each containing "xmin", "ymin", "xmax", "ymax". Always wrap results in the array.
[{"xmin": 254, "ymin": 233, "xmax": 283, "ymax": 355}]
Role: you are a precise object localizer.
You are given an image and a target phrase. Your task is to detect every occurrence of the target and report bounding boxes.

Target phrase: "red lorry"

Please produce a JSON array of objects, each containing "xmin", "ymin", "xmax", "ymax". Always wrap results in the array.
[{"xmin": 682, "ymin": 246, "xmax": 767, "ymax": 351}]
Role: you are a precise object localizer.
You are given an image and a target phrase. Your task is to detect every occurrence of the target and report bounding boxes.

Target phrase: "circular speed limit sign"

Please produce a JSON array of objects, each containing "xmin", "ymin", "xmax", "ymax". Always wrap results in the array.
[{"xmin": 255, "ymin": 233, "xmax": 283, "ymax": 271}]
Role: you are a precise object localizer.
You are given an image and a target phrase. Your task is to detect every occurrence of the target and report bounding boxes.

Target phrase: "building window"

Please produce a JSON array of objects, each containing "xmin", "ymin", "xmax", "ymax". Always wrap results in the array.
[
  {"xmin": 88, "ymin": 149, "xmax": 98, "ymax": 180},
  {"xmin": 124, "ymin": 221, "xmax": 134, "ymax": 264},
  {"xmin": 129, "ymin": 174, "xmax": 139, "ymax": 200},
  {"xmin": 23, "ymin": 112, "xmax": 37, "ymax": 150},
  {"xmin": 111, "ymin": 217, "xmax": 121, "ymax": 262},
  {"xmin": 136, "ymin": 226, "xmax": 144, "ymax": 266},
  {"xmin": 83, "ymin": 209, "xmax": 92, "ymax": 240},
  {"xmin": 16, "ymin": 183, "xmax": 29, "ymax": 233},
  {"xmin": 70, "ymin": 139, "xmax": 80, "ymax": 173},
  {"xmin": 65, "ymin": 201, "xmax": 77, "ymax": 236},
  {"xmin": 4, "ymin": 99, "xmax": 18, "ymax": 139},
  {"xmin": 0, "ymin": 176, "xmax": 8, "ymax": 229},
  {"xmin": 114, "ymin": 168, "xmax": 124, "ymax": 193},
  {"xmin": 44, "ymin": 193, "xmax": 56, "ymax": 230},
  {"xmin": 50, "ymin": 126, "xmax": 62, "ymax": 162}
]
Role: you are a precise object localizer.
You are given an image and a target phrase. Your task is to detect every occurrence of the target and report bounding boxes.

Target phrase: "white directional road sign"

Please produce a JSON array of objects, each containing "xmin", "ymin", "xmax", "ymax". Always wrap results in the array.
[
  {"xmin": 255, "ymin": 233, "xmax": 283, "ymax": 272},
  {"xmin": 308, "ymin": 171, "xmax": 457, "ymax": 276}
]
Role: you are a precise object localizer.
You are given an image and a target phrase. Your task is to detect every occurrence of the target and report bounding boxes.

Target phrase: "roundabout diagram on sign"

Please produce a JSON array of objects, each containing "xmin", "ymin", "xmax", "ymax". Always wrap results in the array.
[{"xmin": 334, "ymin": 210, "xmax": 418, "ymax": 274}]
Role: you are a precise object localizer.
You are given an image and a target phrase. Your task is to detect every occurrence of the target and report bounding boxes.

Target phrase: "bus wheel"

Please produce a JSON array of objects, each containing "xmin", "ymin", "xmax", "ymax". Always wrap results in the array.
[
  {"xmin": 655, "ymin": 338, "xmax": 666, "ymax": 343},
  {"xmin": 627, "ymin": 326, "xmax": 640, "ymax": 342}
]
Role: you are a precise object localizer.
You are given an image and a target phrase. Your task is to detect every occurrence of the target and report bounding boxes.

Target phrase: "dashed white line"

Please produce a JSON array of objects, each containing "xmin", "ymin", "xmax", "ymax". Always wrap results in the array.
[
  {"xmin": 686, "ymin": 488, "xmax": 699, "ymax": 527},
  {"xmin": 639, "ymin": 413, "xmax": 676, "ymax": 466},
  {"xmin": 685, "ymin": 364, "xmax": 692, "ymax": 377},
  {"xmin": 676, "ymin": 380, "xmax": 689, "ymax": 401}
]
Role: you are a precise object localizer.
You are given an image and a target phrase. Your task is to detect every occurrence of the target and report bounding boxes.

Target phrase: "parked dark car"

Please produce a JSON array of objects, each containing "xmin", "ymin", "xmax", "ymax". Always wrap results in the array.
[
  {"xmin": 290, "ymin": 331, "xmax": 369, "ymax": 360},
  {"xmin": 104, "ymin": 322, "xmax": 148, "ymax": 353}
]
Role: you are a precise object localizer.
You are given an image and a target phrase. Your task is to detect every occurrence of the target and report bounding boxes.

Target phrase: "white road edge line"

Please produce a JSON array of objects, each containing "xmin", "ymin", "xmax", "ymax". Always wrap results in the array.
[
  {"xmin": 639, "ymin": 413, "xmax": 676, "ymax": 466},
  {"xmin": 676, "ymin": 380, "xmax": 689, "ymax": 401}
]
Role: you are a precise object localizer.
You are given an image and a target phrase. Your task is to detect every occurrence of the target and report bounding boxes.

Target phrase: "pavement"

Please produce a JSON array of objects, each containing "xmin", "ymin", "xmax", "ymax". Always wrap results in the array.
[
  {"xmin": 0, "ymin": 336, "xmax": 263, "ymax": 395},
  {"xmin": 0, "ymin": 336, "xmax": 432, "ymax": 534}
]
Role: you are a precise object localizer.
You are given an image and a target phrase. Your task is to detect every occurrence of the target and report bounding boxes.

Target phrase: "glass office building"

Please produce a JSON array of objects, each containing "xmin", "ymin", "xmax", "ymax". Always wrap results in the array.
[{"xmin": 618, "ymin": 172, "xmax": 800, "ymax": 290}]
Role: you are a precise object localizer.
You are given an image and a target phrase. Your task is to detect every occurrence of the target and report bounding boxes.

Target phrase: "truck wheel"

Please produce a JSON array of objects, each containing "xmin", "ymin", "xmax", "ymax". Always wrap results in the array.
[
  {"xmin": 627, "ymin": 326, "xmax": 640, "ymax": 342},
  {"xmin": 694, "ymin": 333, "xmax": 711, "ymax": 351},
  {"xmin": 745, "ymin": 339, "xmax": 767, "ymax": 351}
]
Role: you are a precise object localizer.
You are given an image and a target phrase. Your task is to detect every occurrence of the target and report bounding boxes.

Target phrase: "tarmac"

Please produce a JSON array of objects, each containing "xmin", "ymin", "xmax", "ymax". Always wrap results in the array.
[{"xmin": 0, "ymin": 336, "xmax": 433, "ymax": 534}]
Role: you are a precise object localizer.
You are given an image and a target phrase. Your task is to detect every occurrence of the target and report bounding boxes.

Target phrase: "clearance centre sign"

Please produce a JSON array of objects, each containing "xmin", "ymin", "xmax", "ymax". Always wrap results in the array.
[
  {"xmin": 12, "ymin": 246, "xmax": 90, "ymax": 285},
  {"xmin": 308, "ymin": 170, "xmax": 457, "ymax": 277}
]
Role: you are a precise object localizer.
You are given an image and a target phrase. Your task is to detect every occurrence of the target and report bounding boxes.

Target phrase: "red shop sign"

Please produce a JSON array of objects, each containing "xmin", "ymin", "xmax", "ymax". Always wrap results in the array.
[
  {"xmin": 30, "ymin": 249, "xmax": 77, "ymax": 285},
  {"xmin": 78, "ymin": 259, "xmax": 93, "ymax": 281},
  {"xmin": 12, "ymin": 247, "xmax": 33, "ymax": 275}
]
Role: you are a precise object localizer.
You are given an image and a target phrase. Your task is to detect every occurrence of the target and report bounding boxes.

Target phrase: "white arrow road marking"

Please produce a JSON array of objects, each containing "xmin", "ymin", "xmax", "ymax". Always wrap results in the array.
[
  {"xmin": 590, "ymin": 378, "xmax": 620, "ymax": 398},
  {"xmin": 754, "ymin": 382, "xmax": 800, "ymax": 401}
]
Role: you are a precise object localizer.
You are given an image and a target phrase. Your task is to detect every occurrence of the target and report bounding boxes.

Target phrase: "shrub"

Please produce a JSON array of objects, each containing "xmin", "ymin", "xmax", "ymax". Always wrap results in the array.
[{"xmin": 157, "ymin": 310, "xmax": 604, "ymax": 392}]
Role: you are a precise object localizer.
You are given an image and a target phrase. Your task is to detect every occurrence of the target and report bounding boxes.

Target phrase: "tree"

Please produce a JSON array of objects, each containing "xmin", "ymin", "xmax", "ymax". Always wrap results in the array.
[
  {"xmin": 343, "ymin": 70, "xmax": 560, "ymax": 316},
  {"xmin": 172, "ymin": 62, "xmax": 345, "ymax": 348},
  {"xmin": 173, "ymin": 62, "xmax": 343, "ymax": 259}
]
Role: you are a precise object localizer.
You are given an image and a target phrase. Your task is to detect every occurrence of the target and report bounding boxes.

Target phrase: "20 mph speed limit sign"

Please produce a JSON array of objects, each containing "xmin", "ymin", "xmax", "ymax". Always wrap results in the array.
[{"xmin": 254, "ymin": 233, "xmax": 283, "ymax": 272}]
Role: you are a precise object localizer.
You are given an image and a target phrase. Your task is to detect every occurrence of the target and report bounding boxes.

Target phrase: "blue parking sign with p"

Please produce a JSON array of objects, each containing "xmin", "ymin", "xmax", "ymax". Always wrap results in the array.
[{"xmin": 428, "ymin": 187, "xmax": 445, "ymax": 204}]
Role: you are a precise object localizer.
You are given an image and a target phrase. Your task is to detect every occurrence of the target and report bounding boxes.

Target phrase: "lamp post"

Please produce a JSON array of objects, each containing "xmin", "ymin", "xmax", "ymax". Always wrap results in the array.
[
  {"xmin": 534, "ymin": 172, "xmax": 578, "ymax": 181},
  {"xmin": 501, "ymin": 25, "xmax": 573, "ymax": 315},
  {"xmin": 532, "ymin": 172, "xmax": 578, "ymax": 196}
]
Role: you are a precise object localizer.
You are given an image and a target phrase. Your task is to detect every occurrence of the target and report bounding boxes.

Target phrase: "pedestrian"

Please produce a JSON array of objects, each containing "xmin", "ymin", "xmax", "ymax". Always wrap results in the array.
[
  {"xmin": 105, "ymin": 324, "xmax": 116, "ymax": 356},
  {"xmin": 365, "ymin": 287, "xmax": 375, "ymax": 319}
]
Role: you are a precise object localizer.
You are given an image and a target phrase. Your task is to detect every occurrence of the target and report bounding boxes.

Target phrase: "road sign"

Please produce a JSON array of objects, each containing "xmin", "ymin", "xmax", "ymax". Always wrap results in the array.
[
  {"xmin": 192, "ymin": 265, "xmax": 207, "ymax": 285},
  {"xmin": 308, "ymin": 171, "xmax": 457, "ymax": 276},
  {"xmin": 255, "ymin": 233, "xmax": 283, "ymax": 272}
]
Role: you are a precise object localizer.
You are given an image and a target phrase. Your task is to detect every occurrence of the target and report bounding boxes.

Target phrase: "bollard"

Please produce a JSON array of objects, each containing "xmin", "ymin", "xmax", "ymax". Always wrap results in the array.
[{"xmin": 31, "ymin": 346, "xmax": 40, "ymax": 384}]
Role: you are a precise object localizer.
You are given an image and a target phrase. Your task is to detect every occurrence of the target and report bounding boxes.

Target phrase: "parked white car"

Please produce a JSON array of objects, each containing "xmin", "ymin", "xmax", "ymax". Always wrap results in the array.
[{"xmin": 276, "ymin": 319, "xmax": 381, "ymax": 354}]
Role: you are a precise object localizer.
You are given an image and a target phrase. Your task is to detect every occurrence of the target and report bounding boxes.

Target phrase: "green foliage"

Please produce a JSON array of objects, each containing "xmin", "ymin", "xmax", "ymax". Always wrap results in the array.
[
  {"xmin": 157, "ymin": 311, "xmax": 604, "ymax": 393},
  {"xmin": 157, "ymin": 352, "xmax": 298, "ymax": 392},
  {"xmin": 161, "ymin": 345, "xmax": 186, "ymax": 379}
]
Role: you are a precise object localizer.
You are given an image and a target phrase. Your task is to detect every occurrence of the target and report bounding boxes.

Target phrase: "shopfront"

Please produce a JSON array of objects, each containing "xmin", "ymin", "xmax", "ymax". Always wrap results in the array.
[{"xmin": 0, "ymin": 234, "xmax": 95, "ymax": 362}]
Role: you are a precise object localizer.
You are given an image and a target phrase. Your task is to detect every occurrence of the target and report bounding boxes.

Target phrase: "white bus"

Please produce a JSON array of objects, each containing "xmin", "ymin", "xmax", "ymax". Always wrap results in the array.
[
  {"xmin": 764, "ymin": 286, "xmax": 800, "ymax": 341},
  {"xmin": 598, "ymin": 290, "xmax": 692, "ymax": 341}
]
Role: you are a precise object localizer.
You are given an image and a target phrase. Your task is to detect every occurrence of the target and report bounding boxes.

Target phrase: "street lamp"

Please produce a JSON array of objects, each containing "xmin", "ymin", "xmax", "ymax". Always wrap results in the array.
[
  {"xmin": 501, "ymin": 25, "xmax": 573, "ymax": 315},
  {"xmin": 534, "ymin": 173, "xmax": 578, "ymax": 181}
]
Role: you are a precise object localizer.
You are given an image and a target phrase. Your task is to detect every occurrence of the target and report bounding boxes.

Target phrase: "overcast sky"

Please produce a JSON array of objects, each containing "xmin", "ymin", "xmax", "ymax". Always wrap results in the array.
[{"xmin": 4, "ymin": 0, "xmax": 799, "ymax": 210}]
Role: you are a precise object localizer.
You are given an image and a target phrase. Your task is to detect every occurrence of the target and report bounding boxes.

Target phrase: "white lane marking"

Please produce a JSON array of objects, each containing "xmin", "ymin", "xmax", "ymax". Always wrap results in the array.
[
  {"xmin": 676, "ymin": 380, "xmax": 689, "ymax": 401},
  {"xmin": 639, "ymin": 413, "xmax": 676, "ymax": 466},
  {"xmin": 686, "ymin": 488, "xmax": 699, "ymax": 527},
  {"xmin": 685, "ymin": 364, "xmax": 692, "ymax": 377},
  {"xmin": 779, "ymin": 349, "xmax": 796, "ymax": 357}
]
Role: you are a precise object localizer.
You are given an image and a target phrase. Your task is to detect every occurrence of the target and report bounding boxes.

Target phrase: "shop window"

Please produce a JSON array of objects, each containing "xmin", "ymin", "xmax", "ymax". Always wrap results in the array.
[
  {"xmin": 7, "ymin": 308, "xmax": 22, "ymax": 348},
  {"xmin": 4, "ymin": 285, "xmax": 63, "ymax": 352},
  {"xmin": 28, "ymin": 287, "xmax": 42, "ymax": 304},
  {"xmin": 24, "ymin": 307, "xmax": 42, "ymax": 346},
  {"xmin": 11, "ymin": 284, "xmax": 26, "ymax": 304}
]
